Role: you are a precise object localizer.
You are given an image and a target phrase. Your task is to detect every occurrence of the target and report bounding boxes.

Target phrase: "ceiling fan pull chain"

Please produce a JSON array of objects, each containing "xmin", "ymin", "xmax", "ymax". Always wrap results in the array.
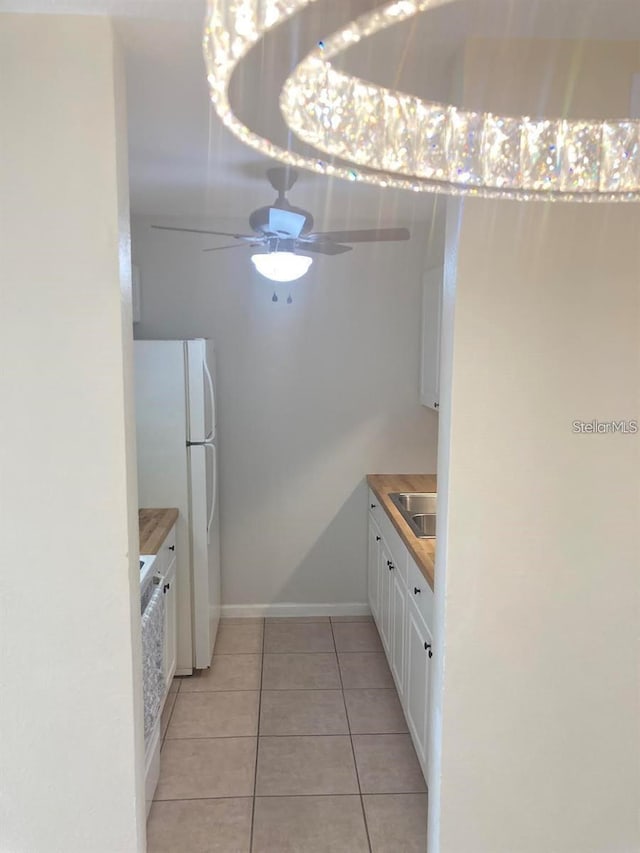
[
  {"xmin": 287, "ymin": 293, "xmax": 293, "ymax": 304},
  {"xmin": 272, "ymin": 291, "xmax": 278, "ymax": 302}
]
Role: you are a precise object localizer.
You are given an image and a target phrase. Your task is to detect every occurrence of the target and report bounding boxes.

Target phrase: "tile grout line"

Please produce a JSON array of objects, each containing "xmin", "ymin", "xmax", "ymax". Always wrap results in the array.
[
  {"xmin": 164, "ymin": 730, "xmax": 407, "ymax": 740},
  {"xmin": 254, "ymin": 650, "xmax": 337, "ymax": 655},
  {"xmin": 248, "ymin": 651, "xmax": 387, "ymax": 657},
  {"xmin": 153, "ymin": 791, "xmax": 427, "ymax": 803},
  {"xmin": 180, "ymin": 686, "xmax": 397, "ymax": 691},
  {"xmin": 162, "ymin": 735, "xmax": 260, "ymax": 741},
  {"xmin": 220, "ymin": 618, "xmax": 372, "ymax": 624},
  {"xmin": 179, "ymin": 688, "xmax": 270, "ymax": 694},
  {"xmin": 330, "ymin": 620, "xmax": 373, "ymax": 853},
  {"xmin": 181, "ymin": 685, "xmax": 397, "ymax": 691},
  {"xmin": 208, "ymin": 652, "xmax": 264, "ymax": 657},
  {"xmin": 249, "ymin": 619, "xmax": 265, "ymax": 853}
]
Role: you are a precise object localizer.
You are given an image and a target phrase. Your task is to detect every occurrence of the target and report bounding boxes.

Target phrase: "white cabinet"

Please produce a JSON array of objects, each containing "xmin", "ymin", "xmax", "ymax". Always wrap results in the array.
[
  {"xmin": 420, "ymin": 265, "xmax": 443, "ymax": 412},
  {"xmin": 391, "ymin": 568, "xmax": 407, "ymax": 700},
  {"xmin": 378, "ymin": 540, "xmax": 394, "ymax": 656},
  {"xmin": 159, "ymin": 525, "xmax": 178, "ymax": 694},
  {"xmin": 367, "ymin": 517, "xmax": 382, "ymax": 621},
  {"xmin": 150, "ymin": 522, "xmax": 178, "ymax": 696},
  {"xmin": 162, "ymin": 556, "xmax": 177, "ymax": 692},
  {"xmin": 405, "ymin": 599, "xmax": 433, "ymax": 769},
  {"xmin": 368, "ymin": 495, "xmax": 434, "ymax": 782}
]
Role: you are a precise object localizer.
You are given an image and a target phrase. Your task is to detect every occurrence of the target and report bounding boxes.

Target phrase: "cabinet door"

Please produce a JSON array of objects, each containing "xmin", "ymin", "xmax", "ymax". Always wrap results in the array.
[
  {"xmin": 378, "ymin": 541, "xmax": 394, "ymax": 655},
  {"xmin": 391, "ymin": 570, "xmax": 407, "ymax": 701},
  {"xmin": 367, "ymin": 516, "xmax": 382, "ymax": 621},
  {"xmin": 163, "ymin": 558, "xmax": 177, "ymax": 691},
  {"xmin": 405, "ymin": 599, "xmax": 433, "ymax": 772},
  {"xmin": 420, "ymin": 266, "xmax": 443, "ymax": 411}
]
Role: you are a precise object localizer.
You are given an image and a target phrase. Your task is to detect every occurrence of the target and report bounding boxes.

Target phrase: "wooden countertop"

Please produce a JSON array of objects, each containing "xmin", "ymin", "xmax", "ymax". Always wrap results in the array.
[
  {"xmin": 367, "ymin": 474, "xmax": 437, "ymax": 590},
  {"xmin": 139, "ymin": 508, "xmax": 179, "ymax": 555}
]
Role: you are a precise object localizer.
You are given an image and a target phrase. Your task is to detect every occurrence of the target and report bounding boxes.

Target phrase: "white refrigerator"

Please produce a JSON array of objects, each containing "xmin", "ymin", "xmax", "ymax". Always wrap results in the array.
[{"xmin": 134, "ymin": 339, "xmax": 220, "ymax": 673}]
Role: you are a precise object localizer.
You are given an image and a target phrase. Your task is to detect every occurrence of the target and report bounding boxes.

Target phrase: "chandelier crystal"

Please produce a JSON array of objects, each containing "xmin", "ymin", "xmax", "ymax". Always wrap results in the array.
[{"xmin": 204, "ymin": 0, "xmax": 640, "ymax": 203}]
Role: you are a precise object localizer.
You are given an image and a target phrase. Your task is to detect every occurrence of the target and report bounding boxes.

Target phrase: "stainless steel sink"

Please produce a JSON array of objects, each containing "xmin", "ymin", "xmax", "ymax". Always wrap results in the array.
[
  {"xmin": 394, "ymin": 493, "xmax": 437, "ymax": 515},
  {"xmin": 389, "ymin": 492, "xmax": 437, "ymax": 539},
  {"xmin": 410, "ymin": 513, "xmax": 437, "ymax": 537}
]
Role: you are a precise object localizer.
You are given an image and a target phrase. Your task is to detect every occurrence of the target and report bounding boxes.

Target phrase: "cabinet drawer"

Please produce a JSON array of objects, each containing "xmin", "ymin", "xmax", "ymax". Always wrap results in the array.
[
  {"xmin": 368, "ymin": 490, "xmax": 407, "ymax": 582},
  {"xmin": 407, "ymin": 556, "xmax": 434, "ymax": 629}
]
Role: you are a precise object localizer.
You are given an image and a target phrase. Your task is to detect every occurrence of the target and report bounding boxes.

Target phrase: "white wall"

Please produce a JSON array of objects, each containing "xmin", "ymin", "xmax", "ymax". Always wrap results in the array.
[
  {"xmin": 0, "ymin": 15, "xmax": 145, "ymax": 852},
  {"xmin": 132, "ymin": 216, "xmax": 439, "ymax": 610},
  {"xmin": 431, "ymin": 40, "xmax": 640, "ymax": 853}
]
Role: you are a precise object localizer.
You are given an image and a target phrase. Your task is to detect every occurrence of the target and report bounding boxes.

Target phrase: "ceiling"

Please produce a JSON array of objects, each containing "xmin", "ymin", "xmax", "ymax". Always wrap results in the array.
[{"xmin": 2, "ymin": 0, "xmax": 640, "ymax": 235}]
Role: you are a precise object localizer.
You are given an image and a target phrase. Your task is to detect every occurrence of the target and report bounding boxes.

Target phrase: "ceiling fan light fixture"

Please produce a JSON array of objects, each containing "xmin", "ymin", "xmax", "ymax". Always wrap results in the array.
[{"xmin": 251, "ymin": 251, "xmax": 313, "ymax": 282}]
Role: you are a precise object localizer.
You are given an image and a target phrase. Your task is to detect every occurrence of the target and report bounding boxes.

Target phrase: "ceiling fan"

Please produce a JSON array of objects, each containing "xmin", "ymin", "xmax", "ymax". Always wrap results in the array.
[{"xmin": 152, "ymin": 167, "xmax": 411, "ymax": 282}]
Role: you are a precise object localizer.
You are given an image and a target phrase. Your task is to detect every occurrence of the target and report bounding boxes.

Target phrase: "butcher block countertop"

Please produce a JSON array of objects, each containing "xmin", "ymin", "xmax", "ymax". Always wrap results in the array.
[
  {"xmin": 367, "ymin": 474, "xmax": 437, "ymax": 590},
  {"xmin": 139, "ymin": 508, "xmax": 179, "ymax": 555}
]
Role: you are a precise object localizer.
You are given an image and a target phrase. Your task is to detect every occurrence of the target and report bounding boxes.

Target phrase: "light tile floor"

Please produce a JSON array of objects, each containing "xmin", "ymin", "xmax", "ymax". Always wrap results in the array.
[{"xmin": 148, "ymin": 616, "xmax": 428, "ymax": 853}]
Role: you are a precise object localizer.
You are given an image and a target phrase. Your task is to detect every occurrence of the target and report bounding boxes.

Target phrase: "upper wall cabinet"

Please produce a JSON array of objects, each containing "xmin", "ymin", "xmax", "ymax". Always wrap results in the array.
[{"xmin": 420, "ymin": 266, "xmax": 443, "ymax": 412}]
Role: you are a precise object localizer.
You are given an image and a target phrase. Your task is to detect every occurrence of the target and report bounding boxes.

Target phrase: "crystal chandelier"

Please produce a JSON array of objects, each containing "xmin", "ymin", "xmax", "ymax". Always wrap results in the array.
[{"xmin": 203, "ymin": 0, "xmax": 640, "ymax": 202}]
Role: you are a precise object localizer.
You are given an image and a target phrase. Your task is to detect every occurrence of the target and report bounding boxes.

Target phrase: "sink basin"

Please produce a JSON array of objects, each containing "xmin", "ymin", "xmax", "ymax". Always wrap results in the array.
[
  {"xmin": 389, "ymin": 492, "xmax": 437, "ymax": 539},
  {"xmin": 410, "ymin": 514, "xmax": 437, "ymax": 537},
  {"xmin": 394, "ymin": 492, "xmax": 437, "ymax": 515}
]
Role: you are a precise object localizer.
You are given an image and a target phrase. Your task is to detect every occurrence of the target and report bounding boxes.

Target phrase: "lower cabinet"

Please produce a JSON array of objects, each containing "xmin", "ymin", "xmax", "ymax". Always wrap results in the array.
[
  {"xmin": 367, "ymin": 517, "xmax": 382, "ymax": 622},
  {"xmin": 368, "ymin": 494, "xmax": 434, "ymax": 783},
  {"xmin": 162, "ymin": 556, "xmax": 177, "ymax": 693},
  {"xmin": 405, "ymin": 599, "xmax": 433, "ymax": 769},
  {"xmin": 391, "ymin": 569, "xmax": 407, "ymax": 700},
  {"xmin": 151, "ymin": 522, "xmax": 178, "ymax": 698},
  {"xmin": 379, "ymin": 540, "xmax": 394, "ymax": 656}
]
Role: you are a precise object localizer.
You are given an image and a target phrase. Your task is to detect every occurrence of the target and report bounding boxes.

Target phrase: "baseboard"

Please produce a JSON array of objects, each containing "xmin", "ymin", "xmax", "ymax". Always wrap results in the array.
[{"xmin": 221, "ymin": 602, "xmax": 371, "ymax": 618}]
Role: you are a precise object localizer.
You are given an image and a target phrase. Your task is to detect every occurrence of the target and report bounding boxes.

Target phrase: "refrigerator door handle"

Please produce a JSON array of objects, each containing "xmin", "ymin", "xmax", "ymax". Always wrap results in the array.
[
  {"xmin": 204, "ymin": 443, "xmax": 217, "ymax": 542},
  {"xmin": 203, "ymin": 355, "xmax": 216, "ymax": 439}
]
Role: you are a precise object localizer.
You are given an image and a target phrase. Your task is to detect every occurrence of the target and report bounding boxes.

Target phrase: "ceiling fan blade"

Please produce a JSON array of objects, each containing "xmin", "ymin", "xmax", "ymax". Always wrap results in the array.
[
  {"xmin": 305, "ymin": 227, "xmax": 411, "ymax": 244},
  {"xmin": 301, "ymin": 242, "xmax": 352, "ymax": 256},
  {"xmin": 152, "ymin": 225, "xmax": 255, "ymax": 241},
  {"xmin": 202, "ymin": 243, "xmax": 259, "ymax": 253}
]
